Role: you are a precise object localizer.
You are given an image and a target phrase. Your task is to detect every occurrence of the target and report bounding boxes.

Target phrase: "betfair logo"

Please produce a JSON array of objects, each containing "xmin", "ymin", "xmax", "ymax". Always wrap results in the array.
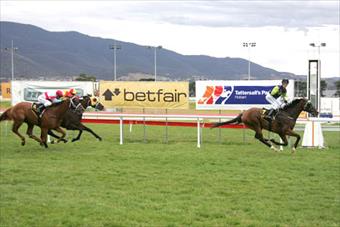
[
  {"xmin": 103, "ymin": 88, "xmax": 187, "ymax": 102},
  {"xmin": 102, "ymin": 88, "xmax": 120, "ymax": 101}
]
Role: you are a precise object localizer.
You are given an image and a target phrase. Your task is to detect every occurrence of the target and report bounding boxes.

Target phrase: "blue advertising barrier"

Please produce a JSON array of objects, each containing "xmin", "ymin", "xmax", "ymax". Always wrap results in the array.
[{"xmin": 196, "ymin": 80, "xmax": 295, "ymax": 110}]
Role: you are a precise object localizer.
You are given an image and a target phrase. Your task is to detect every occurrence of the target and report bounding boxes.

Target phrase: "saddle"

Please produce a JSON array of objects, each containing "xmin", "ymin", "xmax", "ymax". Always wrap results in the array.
[
  {"xmin": 32, "ymin": 103, "xmax": 45, "ymax": 118},
  {"xmin": 262, "ymin": 108, "xmax": 277, "ymax": 120}
]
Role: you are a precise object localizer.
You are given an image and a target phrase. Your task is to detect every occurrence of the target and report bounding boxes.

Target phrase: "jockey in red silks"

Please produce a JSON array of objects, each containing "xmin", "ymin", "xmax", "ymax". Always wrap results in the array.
[{"xmin": 37, "ymin": 90, "xmax": 64, "ymax": 114}]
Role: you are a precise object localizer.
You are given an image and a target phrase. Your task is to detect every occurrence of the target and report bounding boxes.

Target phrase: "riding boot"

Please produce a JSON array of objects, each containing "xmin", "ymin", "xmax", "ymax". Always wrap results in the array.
[
  {"xmin": 273, "ymin": 109, "xmax": 280, "ymax": 120},
  {"xmin": 37, "ymin": 105, "xmax": 46, "ymax": 117},
  {"xmin": 264, "ymin": 109, "xmax": 275, "ymax": 120}
]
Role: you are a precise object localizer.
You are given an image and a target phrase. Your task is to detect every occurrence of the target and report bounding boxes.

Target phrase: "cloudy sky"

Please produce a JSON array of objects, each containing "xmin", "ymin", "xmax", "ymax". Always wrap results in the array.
[{"xmin": 1, "ymin": 0, "xmax": 339, "ymax": 77}]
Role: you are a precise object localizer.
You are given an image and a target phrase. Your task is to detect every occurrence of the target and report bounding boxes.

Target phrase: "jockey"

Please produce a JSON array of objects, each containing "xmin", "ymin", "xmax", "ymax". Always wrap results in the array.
[
  {"xmin": 265, "ymin": 79, "xmax": 289, "ymax": 119},
  {"xmin": 64, "ymin": 88, "xmax": 77, "ymax": 98},
  {"xmin": 37, "ymin": 90, "xmax": 64, "ymax": 114}
]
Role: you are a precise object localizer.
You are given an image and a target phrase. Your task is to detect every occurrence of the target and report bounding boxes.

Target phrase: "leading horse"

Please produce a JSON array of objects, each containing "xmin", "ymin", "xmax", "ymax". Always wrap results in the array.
[
  {"xmin": 48, "ymin": 95, "xmax": 104, "ymax": 142},
  {"xmin": 211, "ymin": 98, "xmax": 318, "ymax": 152},
  {"xmin": 0, "ymin": 96, "xmax": 81, "ymax": 148}
]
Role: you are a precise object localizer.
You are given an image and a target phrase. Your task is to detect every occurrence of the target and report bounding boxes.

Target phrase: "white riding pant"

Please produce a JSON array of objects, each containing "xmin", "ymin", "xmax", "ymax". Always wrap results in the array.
[
  {"xmin": 37, "ymin": 95, "xmax": 52, "ymax": 107},
  {"xmin": 265, "ymin": 93, "xmax": 285, "ymax": 110}
]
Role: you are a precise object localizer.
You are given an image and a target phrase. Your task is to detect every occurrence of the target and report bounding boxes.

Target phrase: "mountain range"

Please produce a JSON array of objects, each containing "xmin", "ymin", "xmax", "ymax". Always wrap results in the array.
[{"xmin": 0, "ymin": 21, "xmax": 306, "ymax": 81}]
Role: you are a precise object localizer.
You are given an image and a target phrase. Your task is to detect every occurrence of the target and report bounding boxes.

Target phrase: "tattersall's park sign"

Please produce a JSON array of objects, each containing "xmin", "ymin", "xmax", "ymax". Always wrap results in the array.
[{"xmin": 99, "ymin": 81, "xmax": 189, "ymax": 109}]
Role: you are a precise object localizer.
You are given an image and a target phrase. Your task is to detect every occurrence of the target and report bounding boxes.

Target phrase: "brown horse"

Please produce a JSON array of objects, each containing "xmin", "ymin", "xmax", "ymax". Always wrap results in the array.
[
  {"xmin": 0, "ymin": 96, "xmax": 81, "ymax": 148},
  {"xmin": 211, "ymin": 98, "xmax": 318, "ymax": 152}
]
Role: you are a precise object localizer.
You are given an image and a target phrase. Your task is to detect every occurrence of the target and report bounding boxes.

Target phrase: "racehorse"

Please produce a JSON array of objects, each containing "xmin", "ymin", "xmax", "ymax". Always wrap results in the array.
[
  {"xmin": 211, "ymin": 98, "xmax": 318, "ymax": 152},
  {"xmin": 47, "ymin": 95, "xmax": 104, "ymax": 142},
  {"xmin": 0, "ymin": 96, "xmax": 81, "ymax": 148}
]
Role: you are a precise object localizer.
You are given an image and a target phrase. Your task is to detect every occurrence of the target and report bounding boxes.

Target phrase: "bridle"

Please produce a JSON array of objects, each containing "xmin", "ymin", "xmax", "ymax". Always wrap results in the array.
[
  {"xmin": 93, "ymin": 102, "xmax": 101, "ymax": 111},
  {"xmin": 69, "ymin": 96, "xmax": 83, "ymax": 113},
  {"xmin": 303, "ymin": 100, "xmax": 318, "ymax": 116},
  {"xmin": 303, "ymin": 100, "xmax": 311, "ymax": 111}
]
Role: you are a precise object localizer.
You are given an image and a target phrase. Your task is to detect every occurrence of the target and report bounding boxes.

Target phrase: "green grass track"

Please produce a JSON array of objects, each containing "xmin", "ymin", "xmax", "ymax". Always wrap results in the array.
[{"xmin": 0, "ymin": 123, "xmax": 339, "ymax": 226}]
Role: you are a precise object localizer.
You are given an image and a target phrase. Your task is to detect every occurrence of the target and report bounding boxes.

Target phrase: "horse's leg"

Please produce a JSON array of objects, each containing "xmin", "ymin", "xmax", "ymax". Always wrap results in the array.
[
  {"xmin": 73, "ymin": 124, "xmax": 102, "ymax": 142},
  {"xmin": 270, "ymin": 134, "xmax": 289, "ymax": 147},
  {"xmin": 48, "ymin": 129, "xmax": 60, "ymax": 139},
  {"xmin": 26, "ymin": 124, "xmax": 42, "ymax": 144},
  {"xmin": 12, "ymin": 121, "xmax": 26, "ymax": 146},
  {"xmin": 54, "ymin": 127, "xmax": 67, "ymax": 143},
  {"xmin": 48, "ymin": 129, "xmax": 67, "ymax": 143},
  {"xmin": 40, "ymin": 128, "xmax": 49, "ymax": 148},
  {"xmin": 83, "ymin": 125, "xmax": 102, "ymax": 141},
  {"xmin": 254, "ymin": 130, "xmax": 279, "ymax": 151},
  {"xmin": 72, "ymin": 130, "xmax": 83, "ymax": 142},
  {"xmin": 47, "ymin": 129, "xmax": 59, "ymax": 144},
  {"xmin": 286, "ymin": 130, "xmax": 301, "ymax": 153}
]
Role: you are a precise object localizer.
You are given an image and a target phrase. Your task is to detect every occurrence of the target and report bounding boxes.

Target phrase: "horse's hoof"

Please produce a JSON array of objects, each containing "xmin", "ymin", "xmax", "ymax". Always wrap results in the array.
[
  {"xmin": 71, "ymin": 139, "xmax": 77, "ymax": 142},
  {"xmin": 270, "ymin": 145, "xmax": 279, "ymax": 152},
  {"xmin": 292, "ymin": 147, "xmax": 296, "ymax": 153},
  {"xmin": 21, "ymin": 141, "xmax": 25, "ymax": 146},
  {"xmin": 98, "ymin": 137, "xmax": 102, "ymax": 141},
  {"xmin": 51, "ymin": 140, "xmax": 55, "ymax": 144},
  {"xmin": 57, "ymin": 139, "xmax": 67, "ymax": 143}
]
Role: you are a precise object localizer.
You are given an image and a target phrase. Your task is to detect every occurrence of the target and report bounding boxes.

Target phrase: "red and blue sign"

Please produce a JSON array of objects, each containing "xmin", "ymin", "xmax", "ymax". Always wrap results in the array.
[
  {"xmin": 198, "ymin": 85, "xmax": 274, "ymax": 105},
  {"xmin": 196, "ymin": 80, "xmax": 294, "ymax": 110}
]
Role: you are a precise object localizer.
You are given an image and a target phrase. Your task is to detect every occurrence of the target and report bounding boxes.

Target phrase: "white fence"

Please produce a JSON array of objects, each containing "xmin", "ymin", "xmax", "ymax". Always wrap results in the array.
[
  {"xmin": 82, "ymin": 112, "xmax": 339, "ymax": 148},
  {"xmin": 0, "ymin": 110, "xmax": 338, "ymax": 148}
]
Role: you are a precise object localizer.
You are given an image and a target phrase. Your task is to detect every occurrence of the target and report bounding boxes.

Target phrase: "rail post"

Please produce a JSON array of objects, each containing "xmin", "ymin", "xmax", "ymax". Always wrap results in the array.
[
  {"xmin": 143, "ymin": 108, "xmax": 146, "ymax": 143},
  {"xmin": 165, "ymin": 109, "xmax": 168, "ymax": 143},
  {"xmin": 218, "ymin": 109, "xmax": 222, "ymax": 143},
  {"xmin": 197, "ymin": 117, "xmax": 201, "ymax": 148},
  {"xmin": 242, "ymin": 110, "xmax": 246, "ymax": 143},
  {"xmin": 120, "ymin": 116, "xmax": 123, "ymax": 145}
]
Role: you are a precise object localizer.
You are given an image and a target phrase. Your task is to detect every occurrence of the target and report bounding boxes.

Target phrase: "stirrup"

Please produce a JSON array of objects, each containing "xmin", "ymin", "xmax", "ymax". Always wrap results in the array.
[
  {"xmin": 264, "ymin": 115, "xmax": 272, "ymax": 121},
  {"xmin": 38, "ymin": 107, "xmax": 45, "ymax": 117},
  {"xmin": 265, "ymin": 109, "xmax": 273, "ymax": 117}
]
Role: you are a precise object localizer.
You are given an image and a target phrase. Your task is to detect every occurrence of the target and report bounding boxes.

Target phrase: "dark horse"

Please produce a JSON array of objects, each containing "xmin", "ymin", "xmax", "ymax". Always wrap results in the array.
[
  {"xmin": 0, "ymin": 96, "xmax": 81, "ymax": 148},
  {"xmin": 211, "ymin": 98, "xmax": 318, "ymax": 152},
  {"xmin": 48, "ymin": 95, "xmax": 104, "ymax": 142}
]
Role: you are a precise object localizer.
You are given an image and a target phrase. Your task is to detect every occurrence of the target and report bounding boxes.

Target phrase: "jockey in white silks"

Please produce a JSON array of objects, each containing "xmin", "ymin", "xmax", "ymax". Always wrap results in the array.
[
  {"xmin": 37, "ymin": 90, "xmax": 64, "ymax": 114},
  {"xmin": 265, "ymin": 79, "xmax": 289, "ymax": 119}
]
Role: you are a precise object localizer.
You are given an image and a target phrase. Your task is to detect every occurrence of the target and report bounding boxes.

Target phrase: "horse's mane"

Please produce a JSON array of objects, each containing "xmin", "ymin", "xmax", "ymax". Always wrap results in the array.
[
  {"xmin": 80, "ymin": 95, "xmax": 91, "ymax": 107},
  {"xmin": 50, "ymin": 99, "xmax": 68, "ymax": 108},
  {"xmin": 282, "ymin": 98, "xmax": 306, "ymax": 110}
]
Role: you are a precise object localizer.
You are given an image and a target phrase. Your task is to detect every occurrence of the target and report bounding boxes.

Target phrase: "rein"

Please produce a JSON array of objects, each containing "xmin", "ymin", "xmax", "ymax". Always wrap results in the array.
[
  {"xmin": 94, "ymin": 102, "xmax": 100, "ymax": 111},
  {"xmin": 303, "ymin": 100, "xmax": 311, "ymax": 110},
  {"xmin": 278, "ymin": 99, "xmax": 307, "ymax": 121},
  {"xmin": 69, "ymin": 97, "xmax": 83, "ymax": 113}
]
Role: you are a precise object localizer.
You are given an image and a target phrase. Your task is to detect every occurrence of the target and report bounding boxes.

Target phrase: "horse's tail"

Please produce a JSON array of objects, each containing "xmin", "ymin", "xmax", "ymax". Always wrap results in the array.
[
  {"xmin": 211, "ymin": 113, "xmax": 243, "ymax": 128},
  {"xmin": 0, "ymin": 108, "xmax": 12, "ymax": 121}
]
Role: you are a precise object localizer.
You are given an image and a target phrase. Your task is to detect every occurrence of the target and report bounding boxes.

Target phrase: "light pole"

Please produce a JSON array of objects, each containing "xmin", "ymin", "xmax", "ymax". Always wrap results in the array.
[
  {"xmin": 110, "ymin": 41, "xmax": 121, "ymax": 81},
  {"xmin": 242, "ymin": 42, "xmax": 256, "ymax": 80},
  {"xmin": 147, "ymin": 45, "xmax": 162, "ymax": 81},
  {"xmin": 309, "ymin": 42, "xmax": 326, "ymax": 60},
  {"xmin": 309, "ymin": 42, "xmax": 326, "ymax": 112},
  {"xmin": 4, "ymin": 40, "xmax": 18, "ymax": 81}
]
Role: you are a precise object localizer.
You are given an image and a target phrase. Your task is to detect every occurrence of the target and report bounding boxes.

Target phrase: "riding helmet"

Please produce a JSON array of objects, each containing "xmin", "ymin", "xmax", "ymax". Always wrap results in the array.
[
  {"xmin": 282, "ymin": 79, "xmax": 289, "ymax": 84},
  {"xmin": 56, "ymin": 90, "xmax": 63, "ymax": 97}
]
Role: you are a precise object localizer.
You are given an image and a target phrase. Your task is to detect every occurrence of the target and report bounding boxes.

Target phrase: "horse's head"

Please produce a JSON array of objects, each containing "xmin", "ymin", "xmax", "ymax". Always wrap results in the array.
[
  {"xmin": 90, "ymin": 96, "xmax": 104, "ymax": 111},
  {"xmin": 303, "ymin": 100, "xmax": 319, "ymax": 117},
  {"xmin": 80, "ymin": 95, "xmax": 92, "ymax": 109},
  {"xmin": 79, "ymin": 95, "xmax": 104, "ymax": 111},
  {"xmin": 283, "ymin": 98, "xmax": 318, "ymax": 118}
]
